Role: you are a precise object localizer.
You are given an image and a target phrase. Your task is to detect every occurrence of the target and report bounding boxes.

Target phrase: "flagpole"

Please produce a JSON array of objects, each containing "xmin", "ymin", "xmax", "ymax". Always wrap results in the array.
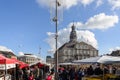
[{"xmin": 5, "ymin": 59, "xmax": 6, "ymax": 80}]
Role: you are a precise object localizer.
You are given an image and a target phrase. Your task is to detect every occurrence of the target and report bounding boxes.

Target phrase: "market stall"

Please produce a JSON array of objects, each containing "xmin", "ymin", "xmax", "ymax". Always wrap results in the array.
[
  {"xmin": 58, "ymin": 62, "xmax": 76, "ymax": 65},
  {"xmin": 11, "ymin": 58, "xmax": 29, "ymax": 69},
  {"xmin": 73, "ymin": 56, "xmax": 120, "ymax": 80},
  {"xmin": 0, "ymin": 55, "xmax": 16, "ymax": 71},
  {"xmin": 0, "ymin": 55, "xmax": 16, "ymax": 80},
  {"xmin": 73, "ymin": 56, "xmax": 120, "ymax": 64}
]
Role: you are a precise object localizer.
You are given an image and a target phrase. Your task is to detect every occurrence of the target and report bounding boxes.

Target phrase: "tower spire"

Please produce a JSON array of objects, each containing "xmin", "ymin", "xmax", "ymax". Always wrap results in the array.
[{"xmin": 70, "ymin": 23, "xmax": 77, "ymax": 42}]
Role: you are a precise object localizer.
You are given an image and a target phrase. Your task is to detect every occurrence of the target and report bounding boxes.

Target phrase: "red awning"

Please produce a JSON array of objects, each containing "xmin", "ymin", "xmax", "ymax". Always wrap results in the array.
[
  {"xmin": 37, "ymin": 62, "xmax": 44, "ymax": 68},
  {"xmin": 11, "ymin": 58, "xmax": 29, "ymax": 69},
  {"xmin": 0, "ymin": 55, "xmax": 16, "ymax": 64}
]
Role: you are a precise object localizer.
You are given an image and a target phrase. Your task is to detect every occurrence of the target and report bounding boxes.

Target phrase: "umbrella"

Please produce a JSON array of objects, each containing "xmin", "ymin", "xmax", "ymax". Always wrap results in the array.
[{"xmin": 73, "ymin": 56, "xmax": 120, "ymax": 64}]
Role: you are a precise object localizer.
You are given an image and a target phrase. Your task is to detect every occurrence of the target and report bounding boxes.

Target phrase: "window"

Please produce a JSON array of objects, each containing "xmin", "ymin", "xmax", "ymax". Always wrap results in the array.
[
  {"xmin": 76, "ymin": 44, "xmax": 78, "ymax": 48},
  {"xmin": 91, "ymin": 51, "xmax": 94, "ymax": 56},
  {"xmin": 79, "ymin": 50, "xmax": 82, "ymax": 53},
  {"xmin": 77, "ymin": 50, "xmax": 79, "ymax": 54},
  {"xmin": 80, "ymin": 45, "xmax": 82, "ymax": 49},
  {"xmin": 84, "ymin": 50, "xmax": 86, "ymax": 53}
]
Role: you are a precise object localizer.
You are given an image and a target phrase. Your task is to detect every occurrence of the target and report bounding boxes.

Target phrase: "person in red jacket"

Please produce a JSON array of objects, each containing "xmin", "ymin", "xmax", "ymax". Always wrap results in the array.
[
  {"xmin": 46, "ymin": 72, "xmax": 54, "ymax": 80},
  {"xmin": 28, "ymin": 72, "xmax": 34, "ymax": 80}
]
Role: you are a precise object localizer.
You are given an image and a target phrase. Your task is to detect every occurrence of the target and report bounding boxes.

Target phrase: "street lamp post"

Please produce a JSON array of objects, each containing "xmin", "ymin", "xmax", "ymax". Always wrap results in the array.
[
  {"xmin": 52, "ymin": 0, "xmax": 59, "ymax": 79},
  {"xmin": 52, "ymin": 0, "xmax": 62, "ymax": 79}
]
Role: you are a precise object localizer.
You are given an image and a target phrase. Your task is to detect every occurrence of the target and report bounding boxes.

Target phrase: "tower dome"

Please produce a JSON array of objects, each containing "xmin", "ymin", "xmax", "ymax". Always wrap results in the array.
[{"xmin": 69, "ymin": 23, "xmax": 77, "ymax": 42}]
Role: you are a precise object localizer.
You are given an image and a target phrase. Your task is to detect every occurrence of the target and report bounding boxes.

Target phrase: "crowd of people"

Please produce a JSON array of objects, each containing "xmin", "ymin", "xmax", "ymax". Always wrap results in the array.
[
  {"xmin": 58, "ymin": 64, "xmax": 117, "ymax": 80},
  {"xmin": 1, "ymin": 63, "xmax": 119, "ymax": 80},
  {"xmin": 7, "ymin": 64, "xmax": 50, "ymax": 80}
]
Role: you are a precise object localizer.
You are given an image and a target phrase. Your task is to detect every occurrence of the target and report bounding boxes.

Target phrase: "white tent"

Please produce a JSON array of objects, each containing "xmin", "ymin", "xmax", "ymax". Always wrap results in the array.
[
  {"xmin": 58, "ymin": 62, "xmax": 76, "ymax": 65},
  {"xmin": 73, "ymin": 56, "xmax": 120, "ymax": 64}
]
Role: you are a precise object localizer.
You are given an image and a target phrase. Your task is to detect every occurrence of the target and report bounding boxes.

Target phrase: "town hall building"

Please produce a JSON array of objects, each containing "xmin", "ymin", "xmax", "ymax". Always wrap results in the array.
[{"xmin": 56, "ymin": 24, "xmax": 99, "ymax": 63}]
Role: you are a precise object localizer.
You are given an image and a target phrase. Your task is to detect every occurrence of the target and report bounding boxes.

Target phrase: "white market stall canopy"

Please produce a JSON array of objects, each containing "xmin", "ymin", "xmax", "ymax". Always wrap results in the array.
[
  {"xmin": 58, "ymin": 62, "xmax": 76, "ymax": 65},
  {"xmin": 58, "ymin": 62, "xmax": 74, "ymax": 65},
  {"xmin": 73, "ymin": 56, "xmax": 120, "ymax": 64}
]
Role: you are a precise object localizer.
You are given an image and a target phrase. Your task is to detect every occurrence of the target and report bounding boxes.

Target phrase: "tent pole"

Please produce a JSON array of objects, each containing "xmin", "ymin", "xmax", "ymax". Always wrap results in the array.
[
  {"xmin": 103, "ymin": 64, "xmax": 105, "ymax": 80},
  {"xmin": 5, "ymin": 59, "xmax": 6, "ymax": 80}
]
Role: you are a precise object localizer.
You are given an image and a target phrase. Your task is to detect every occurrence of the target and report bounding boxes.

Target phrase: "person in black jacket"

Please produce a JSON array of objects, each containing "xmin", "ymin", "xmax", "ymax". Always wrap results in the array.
[
  {"xmin": 94, "ymin": 65, "xmax": 103, "ymax": 75},
  {"xmin": 87, "ymin": 65, "xmax": 94, "ymax": 75}
]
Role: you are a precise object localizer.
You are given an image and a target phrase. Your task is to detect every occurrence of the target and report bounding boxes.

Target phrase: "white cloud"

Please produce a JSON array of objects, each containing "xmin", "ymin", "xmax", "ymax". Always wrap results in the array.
[
  {"xmin": 108, "ymin": 0, "xmax": 120, "ymax": 10},
  {"xmin": 46, "ymin": 27, "xmax": 70, "ymax": 53},
  {"xmin": 36, "ymin": 0, "xmax": 78, "ymax": 9},
  {"xmin": 96, "ymin": 0, "xmax": 103, "ymax": 7},
  {"xmin": 36, "ymin": 0, "xmax": 51, "ymax": 8},
  {"xmin": 0, "ymin": 46, "xmax": 13, "ymax": 52},
  {"xmin": 46, "ymin": 13, "xmax": 119, "ymax": 53},
  {"xmin": 71, "ymin": 13, "xmax": 119, "ymax": 30},
  {"xmin": 36, "ymin": 0, "xmax": 99, "ymax": 9},
  {"xmin": 79, "ymin": 0, "xmax": 94, "ymax": 6},
  {"xmin": 63, "ymin": 0, "xmax": 78, "ymax": 9},
  {"xmin": 36, "ymin": 0, "xmax": 120, "ymax": 11},
  {"xmin": 77, "ymin": 30, "xmax": 97, "ymax": 48},
  {"xmin": 46, "ymin": 27, "xmax": 98, "ymax": 54},
  {"xmin": 86, "ymin": 13, "xmax": 119, "ymax": 29}
]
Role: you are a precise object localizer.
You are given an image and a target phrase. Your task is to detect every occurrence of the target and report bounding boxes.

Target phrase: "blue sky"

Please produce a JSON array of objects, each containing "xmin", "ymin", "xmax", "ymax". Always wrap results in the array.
[{"xmin": 0, "ymin": 0, "xmax": 120, "ymax": 60}]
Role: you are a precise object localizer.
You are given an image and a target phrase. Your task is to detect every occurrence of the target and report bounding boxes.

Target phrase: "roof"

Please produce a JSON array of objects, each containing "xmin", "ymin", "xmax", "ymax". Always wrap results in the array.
[
  {"xmin": 78, "ymin": 41, "xmax": 97, "ymax": 50},
  {"xmin": 0, "ymin": 51, "xmax": 16, "ymax": 57},
  {"xmin": 18, "ymin": 54, "xmax": 39, "ymax": 58},
  {"xmin": 58, "ymin": 41, "xmax": 97, "ymax": 51}
]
